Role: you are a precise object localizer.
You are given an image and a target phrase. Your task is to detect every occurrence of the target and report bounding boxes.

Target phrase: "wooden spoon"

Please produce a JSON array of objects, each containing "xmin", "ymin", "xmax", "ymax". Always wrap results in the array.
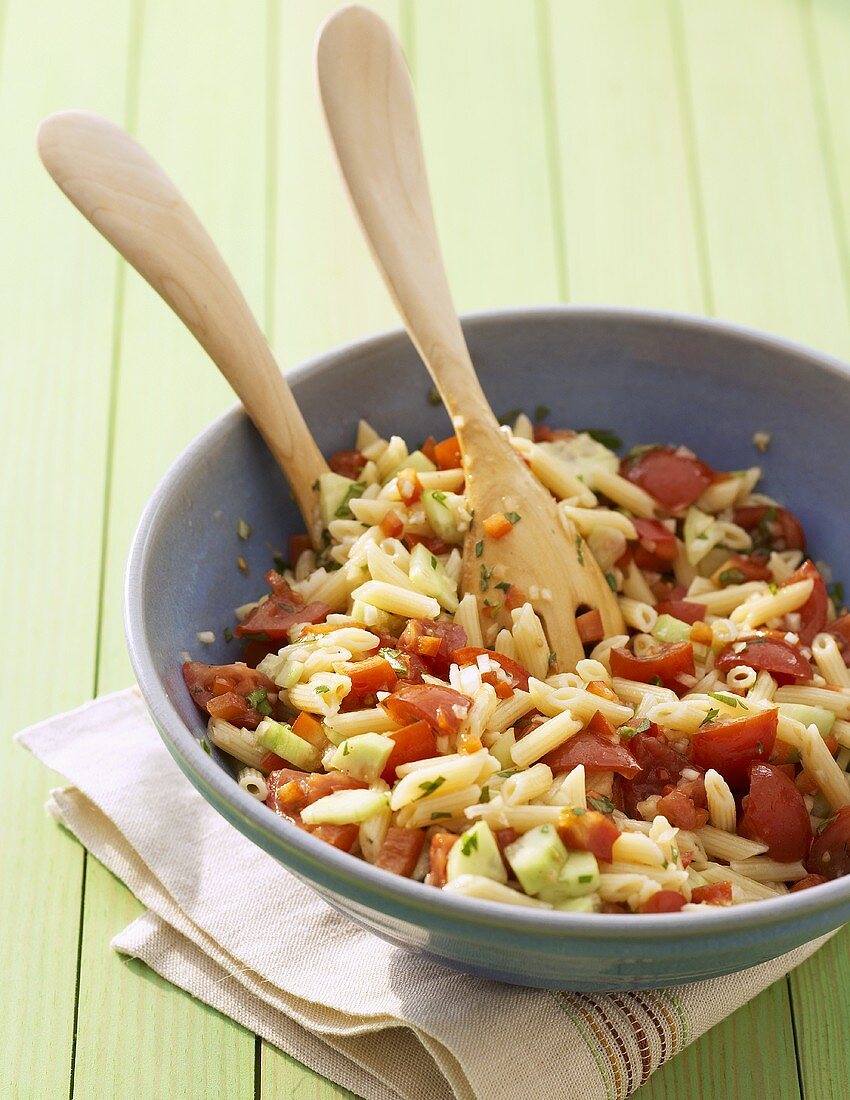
[
  {"xmin": 315, "ymin": 6, "xmax": 624, "ymax": 669},
  {"xmin": 36, "ymin": 110, "xmax": 328, "ymax": 547}
]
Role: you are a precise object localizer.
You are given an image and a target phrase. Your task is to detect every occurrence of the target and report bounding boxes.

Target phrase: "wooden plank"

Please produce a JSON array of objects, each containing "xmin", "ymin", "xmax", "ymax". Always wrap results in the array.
[
  {"xmin": 633, "ymin": 982, "xmax": 802, "ymax": 1100},
  {"xmin": 412, "ymin": 0, "xmax": 560, "ymax": 308},
  {"xmin": 271, "ymin": 0, "xmax": 402, "ymax": 368},
  {"xmin": 546, "ymin": 1, "xmax": 704, "ymax": 309},
  {"xmin": 787, "ymin": 924, "xmax": 850, "ymax": 1100},
  {"xmin": 0, "ymin": 1, "xmax": 133, "ymax": 1096},
  {"xmin": 677, "ymin": 0, "xmax": 850, "ymax": 355},
  {"xmin": 71, "ymin": 0, "xmax": 266, "ymax": 1095}
]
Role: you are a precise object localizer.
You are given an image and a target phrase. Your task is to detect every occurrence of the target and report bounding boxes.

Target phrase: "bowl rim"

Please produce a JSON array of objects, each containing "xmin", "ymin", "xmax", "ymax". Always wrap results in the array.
[{"xmin": 125, "ymin": 302, "xmax": 850, "ymax": 941}]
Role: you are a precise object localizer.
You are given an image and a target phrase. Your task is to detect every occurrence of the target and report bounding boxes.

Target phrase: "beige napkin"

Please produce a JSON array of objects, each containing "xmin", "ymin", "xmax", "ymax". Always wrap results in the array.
[{"xmin": 17, "ymin": 688, "xmax": 834, "ymax": 1100}]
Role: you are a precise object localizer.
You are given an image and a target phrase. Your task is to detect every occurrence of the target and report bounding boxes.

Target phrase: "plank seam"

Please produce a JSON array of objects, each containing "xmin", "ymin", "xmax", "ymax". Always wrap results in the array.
[
  {"xmin": 534, "ymin": 0, "xmax": 569, "ymax": 302},
  {"xmin": 66, "ymin": 853, "xmax": 88, "ymax": 1100}
]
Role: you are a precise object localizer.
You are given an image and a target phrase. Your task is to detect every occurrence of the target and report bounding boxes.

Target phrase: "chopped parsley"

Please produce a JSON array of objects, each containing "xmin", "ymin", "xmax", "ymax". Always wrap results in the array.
[
  {"xmin": 379, "ymin": 647, "xmax": 408, "ymax": 676},
  {"xmin": 547, "ymin": 651, "xmax": 558, "ymax": 669},
  {"xmin": 650, "ymin": 675, "xmax": 663, "ymax": 687},
  {"xmin": 223, "ymin": 626, "xmax": 234, "ymax": 644},
  {"xmin": 588, "ymin": 795, "xmax": 616, "ymax": 815},
  {"xmin": 577, "ymin": 874, "xmax": 594, "ymax": 884},
  {"xmin": 829, "ymin": 580, "xmax": 845, "ymax": 607},
  {"xmin": 334, "ymin": 481, "xmax": 366, "ymax": 519},
  {"xmin": 460, "ymin": 832, "xmax": 479, "ymax": 856},
  {"xmin": 575, "ymin": 535, "xmax": 584, "ymax": 566},
  {"xmin": 430, "ymin": 554, "xmax": 438, "ymax": 570},
  {"xmin": 314, "ymin": 685, "xmax": 330, "ymax": 696},
  {"xmin": 504, "ymin": 511, "xmax": 521, "ymax": 525},
  {"xmin": 479, "ymin": 785, "xmax": 491, "ymax": 803},
  {"xmin": 311, "ymin": 479, "xmax": 320, "ymax": 492},
  {"xmin": 430, "ymin": 811, "xmax": 452, "ymax": 821},
  {"xmin": 619, "ymin": 718, "xmax": 651, "ymax": 740},
  {"xmin": 708, "ymin": 691, "xmax": 747, "ymax": 710},
  {"xmin": 427, "ymin": 386, "xmax": 441, "ymax": 406},
  {"xmin": 718, "ymin": 567, "xmax": 747, "ymax": 586},
  {"xmin": 816, "ymin": 815, "xmax": 835, "ymax": 835},
  {"xmin": 246, "ymin": 688, "xmax": 273, "ymax": 717},
  {"xmin": 605, "ymin": 571, "xmax": 617, "ymax": 592},
  {"xmin": 581, "ymin": 428, "xmax": 623, "ymax": 451},
  {"xmin": 570, "ymin": 806, "xmax": 587, "ymax": 817},
  {"xmin": 272, "ymin": 555, "xmax": 290, "ymax": 574},
  {"xmin": 496, "ymin": 768, "xmax": 518, "ymax": 779},
  {"xmin": 480, "ymin": 564, "xmax": 494, "ymax": 592},
  {"xmin": 431, "ymin": 491, "xmax": 448, "ymax": 507},
  {"xmin": 535, "ymin": 405, "xmax": 551, "ymax": 421},
  {"xmin": 498, "ymin": 407, "xmax": 523, "ymax": 426},
  {"xmin": 699, "ymin": 708, "xmax": 719, "ymax": 727},
  {"xmin": 475, "ymin": 540, "xmax": 484, "ymax": 558},
  {"xmin": 768, "ymin": 581, "xmax": 778, "ymax": 595},
  {"xmin": 756, "ymin": 741, "xmax": 764, "ymax": 754},
  {"xmin": 201, "ymin": 739, "xmax": 211, "ymax": 755},
  {"xmin": 342, "ymin": 741, "xmax": 351, "ymax": 756},
  {"xmin": 417, "ymin": 776, "xmax": 446, "ymax": 799},
  {"xmin": 495, "ymin": 581, "xmax": 512, "ymax": 594}
]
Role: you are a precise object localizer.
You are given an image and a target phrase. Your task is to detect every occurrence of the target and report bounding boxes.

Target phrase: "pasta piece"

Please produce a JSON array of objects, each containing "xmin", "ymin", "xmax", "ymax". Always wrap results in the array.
[
  {"xmin": 685, "ymin": 582, "xmax": 766, "ymax": 616},
  {"xmin": 356, "ymin": 418, "xmax": 381, "ymax": 450},
  {"xmin": 618, "ymin": 597, "xmax": 658, "ymax": 634},
  {"xmin": 236, "ymin": 766, "xmax": 268, "ymax": 801},
  {"xmin": 747, "ymin": 670, "xmax": 778, "ymax": 703},
  {"xmin": 538, "ymin": 765, "xmax": 586, "ymax": 808},
  {"xmin": 511, "ymin": 603, "xmax": 550, "ymax": 680},
  {"xmin": 510, "ymin": 709, "xmax": 583, "ymax": 769},
  {"xmin": 590, "ymin": 468, "xmax": 656, "ymax": 518},
  {"xmin": 358, "ymin": 799, "xmax": 392, "ymax": 863},
  {"xmin": 487, "ymin": 689, "xmax": 535, "ymax": 734},
  {"xmin": 575, "ymin": 658, "xmax": 611, "ymax": 685},
  {"xmin": 391, "ymin": 751, "xmax": 490, "ymax": 810},
  {"xmin": 704, "ymin": 769, "xmax": 737, "ymax": 832},
  {"xmin": 610, "ymin": 832, "xmax": 667, "ymax": 868},
  {"xmin": 502, "ymin": 763, "xmax": 554, "ymax": 805},
  {"xmin": 397, "ymin": 784, "xmax": 482, "ymax": 828},
  {"xmin": 774, "ymin": 685, "xmax": 850, "ymax": 719},
  {"xmin": 324, "ymin": 707, "xmax": 399, "ymax": 743},
  {"xmin": 511, "ymin": 436, "xmax": 597, "ymax": 506},
  {"xmin": 699, "ymin": 863, "xmax": 783, "ymax": 902},
  {"xmin": 729, "ymin": 578, "xmax": 813, "ymax": 628},
  {"xmin": 494, "ymin": 628, "xmax": 517, "ymax": 659},
  {"xmin": 464, "ymin": 801, "xmax": 565, "ymax": 832},
  {"xmin": 288, "ymin": 673, "xmax": 351, "ymax": 718},
  {"xmin": 350, "ymin": 580, "xmax": 441, "ymax": 619},
  {"xmin": 725, "ymin": 665, "xmax": 757, "ymax": 692},
  {"xmin": 612, "ymin": 678, "xmax": 677, "ymax": 707},
  {"xmin": 454, "ymin": 593, "xmax": 484, "ymax": 648},
  {"xmin": 812, "ymin": 633, "xmax": 850, "ymax": 689},
  {"xmin": 800, "ymin": 723, "xmax": 850, "ymax": 810},
  {"xmin": 208, "ymin": 719, "xmax": 266, "ymax": 770},
  {"xmin": 559, "ymin": 504, "xmax": 637, "ymax": 539},
  {"xmin": 728, "ymin": 859, "xmax": 808, "ymax": 883},
  {"xmin": 621, "ymin": 561, "xmax": 656, "ymax": 605},
  {"xmin": 695, "ymin": 826, "xmax": 769, "ymax": 861},
  {"xmin": 529, "ymin": 678, "xmax": 632, "ymax": 725},
  {"xmin": 443, "ymin": 874, "xmax": 552, "ymax": 907}
]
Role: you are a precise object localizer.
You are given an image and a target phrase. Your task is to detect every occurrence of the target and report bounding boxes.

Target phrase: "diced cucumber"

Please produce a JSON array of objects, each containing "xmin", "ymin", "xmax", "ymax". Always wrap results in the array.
[
  {"xmin": 422, "ymin": 490, "xmax": 465, "ymax": 545},
  {"xmin": 652, "ymin": 614, "xmax": 691, "ymax": 644},
  {"xmin": 409, "ymin": 542, "xmax": 459, "ymax": 612},
  {"xmin": 488, "ymin": 729, "xmax": 516, "ymax": 770},
  {"xmin": 300, "ymin": 788, "xmax": 390, "ymax": 825},
  {"xmin": 319, "ymin": 472, "xmax": 365, "ymax": 526},
  {"xmin": 538, "ymin": 432, "xmax": 618, "ymax": 484},
  {"xmin": 389, "ymin": 450, "xmax": 437, "ymax": 476},
  {"xmin": 778, "ymin": 703, "xmax": 836, "ymax": 739},
  {"xmin": 329, "ymin": 733, "xmax": 395, "ymax": 783},
  {"xmin": 446, "ymin": 821, "xmax": 508, "ymax": 884},
  {"xmin": 255, "ymin": 719, "xmax": 323, "ymax": 771},
  {"xmin": 537, "ymin": 849, "xmax": 601, "ymax": 902},
  {"xmin": 552, "ymin": 893, "xmax": 602, "ymax": 913},
  {"xmin": 505, "ymin": 824, "xmax": 569, "ymax": 896}
]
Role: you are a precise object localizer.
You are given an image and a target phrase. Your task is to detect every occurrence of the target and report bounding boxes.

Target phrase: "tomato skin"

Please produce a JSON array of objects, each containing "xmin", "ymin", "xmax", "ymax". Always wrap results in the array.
[
  {"xmin": 632, "ymin": 517, "xmax": 678, "ymax": 571},
  {"xmin": 380, "ymin": 720, "xmax": 438, "ymax": 782},
  {"xmin": 692, "ymin": 882, "xmax": 733, "ymax": 906},
  {"xmin": 328, "ymin": 449, "xmax": 366, "ymax": 479},
  {"xmin": 733, "ymin": 505, "xmax": 806, "ymax": 553},
  {"xmin": 639, "ymin": 890, "xmax": 686, "ymax": 913},
  {"xmin": 375, "ymin": 827, "xmax": 426, "ymax": 877},
  {"xmin": 692, "ymin": 710, "xmax": 778, "ymax": 789},
  {"xmin": 609, "ymin": 642, "xmax": 695, "ymax": 688},
  {"xmin": 653, "ymin": 599, "xmax": 706, "ymax": 625},
  {"xmin": 399, "ymin": 619, "xmax": 467, "ymax": 678},
  {"xmin": 781, "ymin": 560, "xmax": 829, "ymax": 645},
  {"xmin": 433, "ymin": 435, "xmax": 462, "ymax": 470},
  {"xmin": 715, "ymin": 635, "xmax": 813, "ymax": 682},
  {"xmin": 427, "ymin": 832, "xmax": 458, "ymax": 887},
  {"xmin": 451, "ymin": 646, "xmax": 531, "ymax": 691},
  {"xmin": 790, "ymin": 873, "xmax": 828, "ymax": 892},
  {"xmin": 739, "ymin": 763, "xmax": 812, "ymax": 861},
  {"xmin": 557, "ymin": 808, "xmax": 621, "ymax": 862},
  {"xmin": 656, "ymin": 783, "xmax": 709, "ymax": 830},
  {"xmin": 806, "ymin": 806, "xmax": 850, "ymax": 879},
  {"xmin": 541, "ymin": 729, "xmax": 640, "ymax": 778},
  {"xmin": 621, "ymin": 446, "xmax": 716, "ymax": 512},
  {"xmin": 381, "ymin": 683, "xmax": 472, "ymax": 735},
  {"xmin": 345, "ymin": 655, "xmax": 398, "ymax": 699},
  {"xmin": 236, "ymin": 576, "xmax": 330, "ymax": 640}
]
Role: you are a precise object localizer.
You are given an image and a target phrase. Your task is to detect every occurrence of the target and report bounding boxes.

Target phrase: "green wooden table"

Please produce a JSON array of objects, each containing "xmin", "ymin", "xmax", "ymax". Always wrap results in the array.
[{"xmin": 3, "ymin": 1, "xmax": 849, "ymax": 1095}]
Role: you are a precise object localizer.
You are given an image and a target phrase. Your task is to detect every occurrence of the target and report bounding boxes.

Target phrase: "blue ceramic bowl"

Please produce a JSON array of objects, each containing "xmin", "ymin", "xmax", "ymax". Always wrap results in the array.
[{"xmin": 125, "ymin": 306, "xmax": 850, "ymax": 990}]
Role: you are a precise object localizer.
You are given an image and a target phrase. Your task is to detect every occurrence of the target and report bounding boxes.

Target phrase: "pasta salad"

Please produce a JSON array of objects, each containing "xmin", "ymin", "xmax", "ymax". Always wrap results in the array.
[{"xmin": 183, "ymin": 415, "xmax": 850, "ymax": 914}]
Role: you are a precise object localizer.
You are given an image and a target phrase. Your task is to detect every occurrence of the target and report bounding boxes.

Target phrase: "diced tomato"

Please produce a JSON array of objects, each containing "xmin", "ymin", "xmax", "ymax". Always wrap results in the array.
[
  {"xmin": 586, "ymin": 680, "xmax": 620, "ymax": 703},
  {"xmin": 241, "ymin": 639, "xmax": 281, "ymax": 667},
  {"xmin": 557, "ymin": 808, "xmax": 620, "ymax": 862},
  {"xmin": 502, "ymin": 584, "xmax": 527, "ymax": 611},
  {"xmin": 396, "ymin": 467, "xmax": 423, "ymax": 504},
  {"xmin": 427, "ymin": 832, "xmax": 458, "ymax": 887},
  {"xmin": 450, "ymin": 646, "xmax": 531, "ymax": 691},
  {"xmin": 306, "ymin": 771, "xmax": 368, "ymax": 801},
  {"xmin": 345, "ymin": 655, "xmax": 398, "ymax": 699},
  {"xmin": 733, "ymin": 505, "xmax": 806, "ymax": 553},
  {"xmin": 382, "ymin": 683, "xmax": 472, "ymax": 735},
  {"xmin": 380, "ymin": 508, "xmax": 405, "ymax": 538},
  {"xmin": 533, "ymin": 425, "xmax": 577, "ymax": 443},
  {"xmin": 621, "ymin": 728, "xmax": 693, "ymax": 816},
  {"xmin": 639, "ymin": 890, "xmax": 686, "ymax": 913},
  {"xmin": 739, "ymin": 762, "xmax": 812, "ymax": 862},
  {"xmin": 711, "ymin": 553, "xmax": 772, "ymax": 586},
  {"xmin": 399, "ymin": 619, "xmax": 467, "ymax": 677},
  {"xmin": 621, "ymin": 446, "xmax": 716, "ymax": 512},
  {"xmin": 267, "ymin": 768, "xmax": 366, "ymax": 825},
  {"xmin": 403, "ymin": 533, "xmax": 457, "ymax": 556},
  {"xmin": 291, "ymin": 711, "xmax": 326, "ymax": 749},
  {"xmin": 422, "ymin": 435, "xmax": 438, "ymax": 464},
  {"xmin": 328, "ymin": 449, "xmax": 366, "ymax": 479},
  {"xmin": 380, "ymin": 720, "xmax": 438, "ymax": 782},
  {"xmin": 576, "ymin": 609, "xmax": 604, "ymax": 646},
  {"xmin": 656, "ymin": 783, "xmax": 709, "ymax": 830},
  {"xmin": 483, "ymin": 512, "xmax": 514, "ymax": 539},
  {"xmin": 651, "ymin": 579, "xmax": 687, "ymax": 603},
  {"xmin": 183, "ymin": 661, "xmax": 281, "ymax": 729},
  {"xmin": 609, "ymin": 642, "xmax": 695, "ymax": 688},
  {"xmin": 286, "ymin": 535, "xmax": 311, "ymax": 567},
  {"xmin": 632, "ymin": 517, "xmax": 678, "ymax": 572},
  {"xmin": 260, "ymin": 751, "xmax": 287, "ymax": 773},
  {"xmin": 654, "ymin": 599, "xmax": 706, "ymax": 625},
  {"xmin": 781, "ymin": 560, "xmax": 829, "ymax": 645},
  {"xmin": 790, "ymin": 874, "xmax": 828, "ymax": 892},
  {"xmin": 806, "ymin": 806, "xmax": 850, "ymax": 880},
  {"xmin": 542, "ymin": 730, "xmax": 641, "ymax": 778},
  {"xmin": 433, "ymin": 435, "xmax": 462, "ymax": 470},
  {"xmin": 586, "ymin": 711, "xmax": 617, "ymax": 737},
  {"xmin": 715, "ymin": 635, "xmax": 813, "ymax": 683},
  {"xmin": 311, "ymin": 824, "xmax": 360, "ymax": 852},
  {"xmin": 691, "ymin": 709, "xmax": 778, "ymax": 788},
  {"xmin": 375, "ymin": 827, "xmax": 426, "ymax": 877},
  {"xmin": 236, "ymin": 576, "xmax": 330, "ymax": 640},
  {"xmin": 692, "ymin": 882, "xmax": 733, "ymax": 906}
]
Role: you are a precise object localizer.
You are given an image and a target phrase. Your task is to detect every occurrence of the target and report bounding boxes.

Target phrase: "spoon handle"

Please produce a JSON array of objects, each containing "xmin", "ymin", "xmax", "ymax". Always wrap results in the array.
[
  {"xmin": 37, "ymin": 110, "xmax": 328, "ymax": 542},
  {"xmin": 316, "ymin": 6, "xmax": 496, "ymax": 431}
]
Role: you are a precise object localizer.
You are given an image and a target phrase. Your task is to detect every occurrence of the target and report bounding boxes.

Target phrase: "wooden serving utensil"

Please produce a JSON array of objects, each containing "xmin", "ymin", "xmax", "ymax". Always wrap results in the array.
[
  {"xmin": 36, "ymin": 110, "xmax": 328, "ymax": 546},
  {"xmin": 315, "ymin": 5, "xmax": 624, "ymax": 669}
]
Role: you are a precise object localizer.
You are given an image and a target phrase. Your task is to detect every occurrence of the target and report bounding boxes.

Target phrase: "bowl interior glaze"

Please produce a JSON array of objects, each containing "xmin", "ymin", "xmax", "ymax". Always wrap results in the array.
[{"xmin": 126, "ymin": 307, "xmax": 850, "ymax": 990}]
